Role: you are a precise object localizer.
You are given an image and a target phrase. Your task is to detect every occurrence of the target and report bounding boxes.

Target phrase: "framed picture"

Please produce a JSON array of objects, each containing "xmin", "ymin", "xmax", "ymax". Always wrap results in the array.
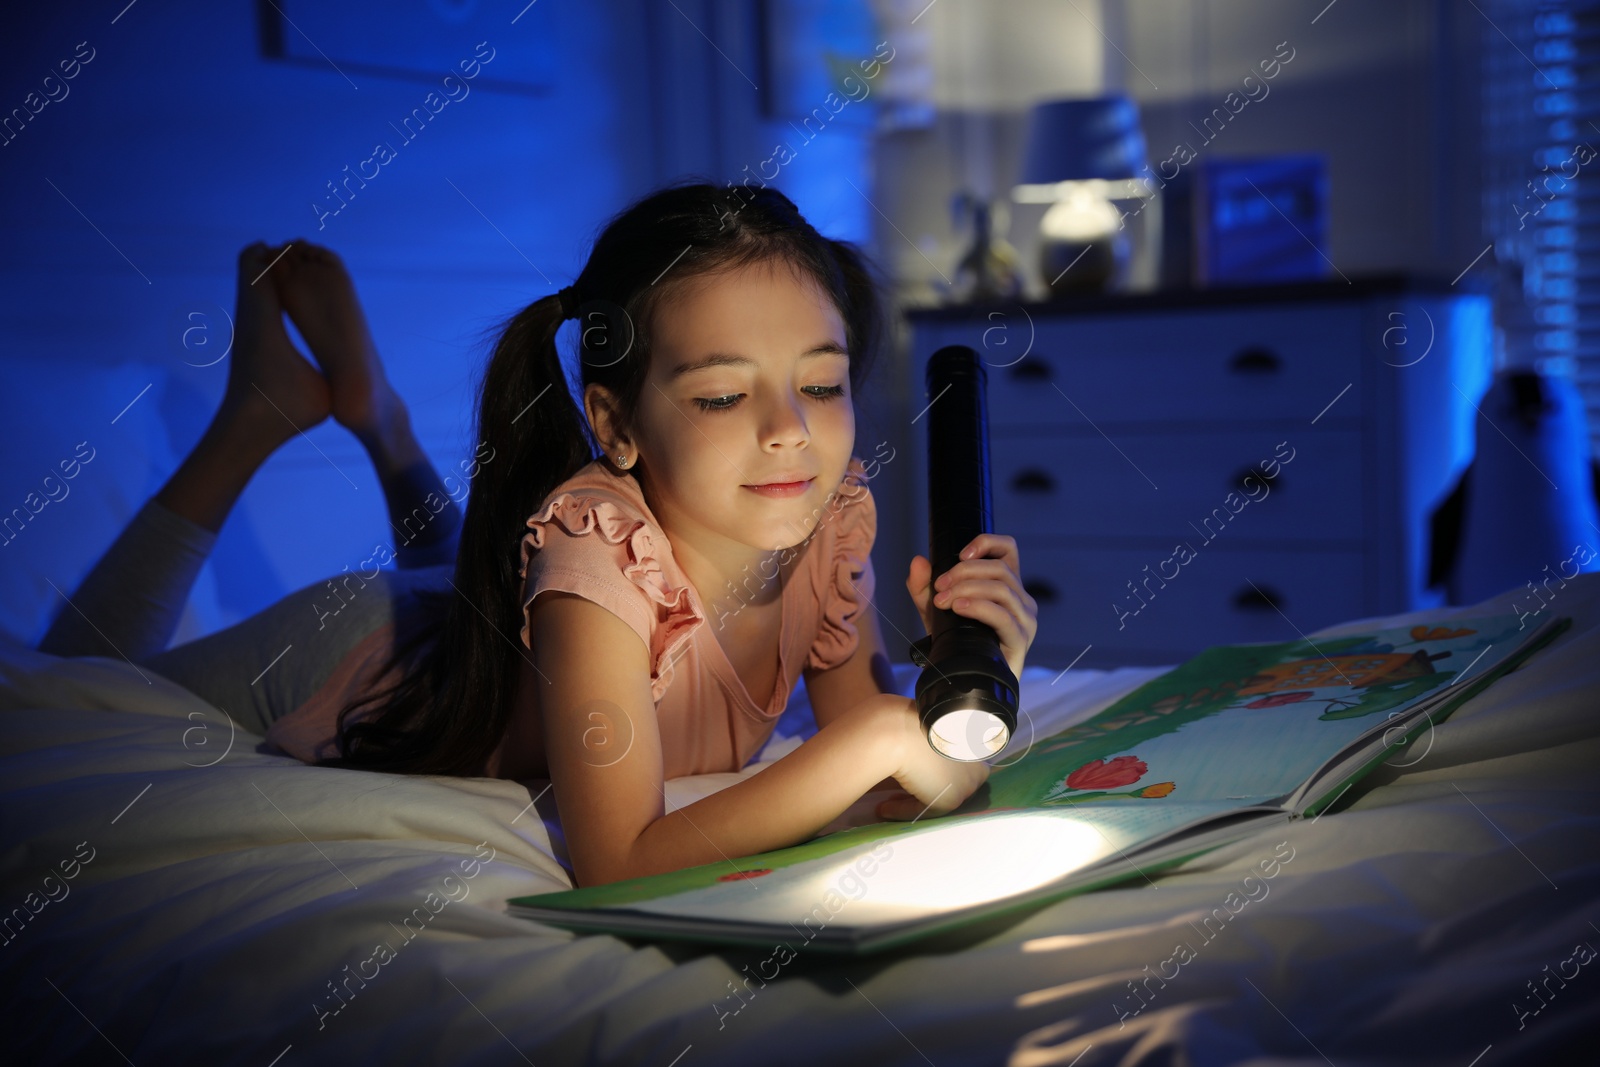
[
  {"xmin": 258, "ymin": 0, "xmax": 554, "ymax": 95},
  {"xmin": 757, "ymin": 0, "xmax": 914, "ymax": 128}
]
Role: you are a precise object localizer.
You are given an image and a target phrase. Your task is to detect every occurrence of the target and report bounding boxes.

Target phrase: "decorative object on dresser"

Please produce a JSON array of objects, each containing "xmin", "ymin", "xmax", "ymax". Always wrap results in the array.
[
  {"xmin": 1159, "ymin": 155, "xmax": 1331, "ymax": 289},
  {"xmin": 893, "ymin": 277, "xmax": 1491, "ymax": 669},
  {"xmin": 1013, "ymin": 96, "xmax": 1155, "ymax": 296},
  {"xmin": 948, "ymin": 191, "xmax": 1025, "ymax": 305}
]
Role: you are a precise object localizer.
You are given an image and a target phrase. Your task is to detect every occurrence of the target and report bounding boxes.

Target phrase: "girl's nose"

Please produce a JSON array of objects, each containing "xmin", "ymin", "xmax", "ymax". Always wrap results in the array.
[{"xmin": 758, "ymin": 393, "xmax": 810, "ymax": 450}]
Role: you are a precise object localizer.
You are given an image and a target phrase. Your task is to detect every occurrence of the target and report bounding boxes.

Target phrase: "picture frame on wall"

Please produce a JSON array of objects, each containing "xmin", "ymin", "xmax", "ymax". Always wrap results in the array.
[{"xmin": 257, "ymin": 0, "xmax": 555, "ymax": 95}]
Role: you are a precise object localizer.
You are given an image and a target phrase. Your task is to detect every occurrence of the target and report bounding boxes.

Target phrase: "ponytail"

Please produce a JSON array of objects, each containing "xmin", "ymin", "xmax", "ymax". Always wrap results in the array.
[{"xmin": 322, "ymin": 291, "xmax": 591, "ymax": 774}]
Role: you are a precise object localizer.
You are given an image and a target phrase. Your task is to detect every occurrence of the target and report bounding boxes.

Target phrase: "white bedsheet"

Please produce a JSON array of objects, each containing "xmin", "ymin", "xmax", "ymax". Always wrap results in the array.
[{"xmin": 2, "ymin": 576, "xmax": 1598, "ymax": 1066}]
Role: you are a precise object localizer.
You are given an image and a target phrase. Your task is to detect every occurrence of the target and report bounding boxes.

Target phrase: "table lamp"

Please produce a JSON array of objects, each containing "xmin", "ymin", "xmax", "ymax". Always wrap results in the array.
[
  {"xmin": 908, "ymin": 345, "xmax": 1020, "ymax": 760},
  {"xmin": 1012, "ymin": 95, "xmax": 1151, "ymax": 295}
]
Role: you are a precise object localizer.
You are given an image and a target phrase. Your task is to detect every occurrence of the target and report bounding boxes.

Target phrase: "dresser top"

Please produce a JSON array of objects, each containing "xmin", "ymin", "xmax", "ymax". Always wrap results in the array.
[{"xmin": 905, "ymin": 273, "xmax": 1489, "ymax": 322}]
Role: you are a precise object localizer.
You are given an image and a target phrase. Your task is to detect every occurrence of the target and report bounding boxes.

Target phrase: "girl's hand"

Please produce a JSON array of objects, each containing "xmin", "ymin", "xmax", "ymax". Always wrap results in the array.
[
  {"xmin": 873, "ymin": 695, "xmax": 991, "ymax": 821},
  {"xmin": 906, "ymin": 533, "xmax": 1038, "ymax": 683}
]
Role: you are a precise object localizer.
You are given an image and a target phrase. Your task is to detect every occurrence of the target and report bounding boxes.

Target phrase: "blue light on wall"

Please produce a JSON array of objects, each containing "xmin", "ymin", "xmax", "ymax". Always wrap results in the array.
[
  {"xmin": 0, "ymin": 2, "xmax": 647, "ymax": 644},
  {"xmin": 753, "ymin": 0, "xmax": 884, "ymax": 244}
]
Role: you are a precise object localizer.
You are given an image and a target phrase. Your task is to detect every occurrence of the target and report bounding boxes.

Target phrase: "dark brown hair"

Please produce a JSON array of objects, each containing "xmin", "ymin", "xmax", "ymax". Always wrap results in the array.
[{"xmin": 318, "ymin": 179, "xmax": 885, "ymax": 775}]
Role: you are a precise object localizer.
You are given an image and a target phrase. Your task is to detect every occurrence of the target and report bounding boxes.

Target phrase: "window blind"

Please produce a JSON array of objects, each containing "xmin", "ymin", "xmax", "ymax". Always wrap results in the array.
[{"xmin": 1481, "ymin": 1, "xmax": 1599, "ymax": 447}]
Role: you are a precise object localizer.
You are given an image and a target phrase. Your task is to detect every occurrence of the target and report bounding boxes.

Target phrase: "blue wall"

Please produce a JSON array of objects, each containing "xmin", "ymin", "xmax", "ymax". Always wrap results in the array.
[{"xmin": 0, "ymin": 2, "xmax": 716, "ymax": 644}]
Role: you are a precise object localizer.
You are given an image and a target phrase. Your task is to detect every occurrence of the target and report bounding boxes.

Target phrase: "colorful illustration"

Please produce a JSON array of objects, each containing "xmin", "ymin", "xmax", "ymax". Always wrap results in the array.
[
  {"xmin": 1235, "ymin": 646, "xmax": 1456, "ymax": 695},
  {"xmin": 964, "ymin": 622, "xmax": 1504, "ymax": 813},
  {"xmin": 1037, "ymin": 756, "xmax": 1175, "ymax": 806}
]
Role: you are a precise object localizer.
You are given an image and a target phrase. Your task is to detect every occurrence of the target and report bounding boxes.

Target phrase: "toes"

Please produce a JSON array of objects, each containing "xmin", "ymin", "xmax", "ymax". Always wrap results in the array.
[
  {"xmin": 248, "ymin": 247, "xmax": 290, "ymax": 302},
  {"xmin": 298, "ymin": 241, "xmax": 345, "ymax": 271},
  {"xmin": 235, "ymin": 247, "xmax": 284, "ymax": 312},
  {"xmin": 237, "ymin": 241, "xmax": 270, "ymax": 278},
  {"xmin": 267, "ymin": 242, "xmax": 296, "ymax": 280},
  {"xmin": 275, "ymin": 241, "xmax": 347, "ymax": 284}
]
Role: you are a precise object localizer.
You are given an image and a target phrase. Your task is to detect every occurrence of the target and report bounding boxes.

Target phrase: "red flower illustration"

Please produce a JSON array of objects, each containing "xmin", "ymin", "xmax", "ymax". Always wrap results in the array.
[
  {"xmin": 1245, "ymin": 691, "xmax": 1314, "ymax": 709},
  {"xmin": 717, "ymin": 868, "xmax": 773, "ymax": 882},
  {"xmin": 1411, "ymin": 625, "xmax": 1476, "ymax": 642},
  {"xmin": 1064, "ymin": 755, "xmax": 1147, "ymax": 791}
]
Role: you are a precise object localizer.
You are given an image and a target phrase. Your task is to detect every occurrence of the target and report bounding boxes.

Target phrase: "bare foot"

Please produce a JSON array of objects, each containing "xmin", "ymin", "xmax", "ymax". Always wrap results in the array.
[
  {"xmin": 220, "ymin": 242, "xmax": 332, "ymax": 446},
  {"xmin": 271, "ymin": 240, "xmax": 405, "ymax": 444}
]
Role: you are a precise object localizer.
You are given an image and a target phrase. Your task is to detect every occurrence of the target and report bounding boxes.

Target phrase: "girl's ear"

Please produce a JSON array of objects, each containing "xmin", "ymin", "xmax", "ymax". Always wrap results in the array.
[{"xmin": 582, "ymin": 382, "xmax": 631, "ymax": 457}]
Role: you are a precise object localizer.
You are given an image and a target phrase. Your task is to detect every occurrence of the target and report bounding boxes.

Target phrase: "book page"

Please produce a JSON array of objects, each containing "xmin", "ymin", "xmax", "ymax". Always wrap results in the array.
[{"xmin": 621, "ymin": 802, "xmax": 1254, "ymax": 930}]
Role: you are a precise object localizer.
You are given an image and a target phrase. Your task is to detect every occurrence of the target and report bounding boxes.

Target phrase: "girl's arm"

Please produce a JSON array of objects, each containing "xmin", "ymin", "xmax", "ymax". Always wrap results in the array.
[
  {"xmin": 801, "ymin": 589, "xmax": 902, "ymax": 729},
  {"xmin": 802, "ymin": 598, "xmax": 906, "ymax": 796},
  {"xmin": 532, "ymin": 591, "xmax": 984, "ymax": 887}
]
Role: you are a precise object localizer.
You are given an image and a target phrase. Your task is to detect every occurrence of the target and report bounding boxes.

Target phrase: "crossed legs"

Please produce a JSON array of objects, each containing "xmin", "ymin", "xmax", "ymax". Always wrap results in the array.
[{"xmin": 38, "ymin": 241, "xmax": 461, "ymax": 732}]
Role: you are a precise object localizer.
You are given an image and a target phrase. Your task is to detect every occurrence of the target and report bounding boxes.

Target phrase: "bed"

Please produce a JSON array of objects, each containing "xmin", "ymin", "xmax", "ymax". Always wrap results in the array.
[{"xmin": 3, "ymin": 573, "xmax": 1598, "ymax": 1066}]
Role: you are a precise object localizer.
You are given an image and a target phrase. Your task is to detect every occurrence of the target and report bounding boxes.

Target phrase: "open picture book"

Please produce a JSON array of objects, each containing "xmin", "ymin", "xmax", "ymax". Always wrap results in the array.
[{"xmin": 507, "ymin": 613, "xmax": 1571, "ymax": 955}]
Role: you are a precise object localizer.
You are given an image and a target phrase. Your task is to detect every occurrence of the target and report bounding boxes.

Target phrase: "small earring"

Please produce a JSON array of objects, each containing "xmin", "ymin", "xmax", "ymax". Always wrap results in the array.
[{"xmin": 616, "ymin": 453, "xmax": 630, "ymax": 468}]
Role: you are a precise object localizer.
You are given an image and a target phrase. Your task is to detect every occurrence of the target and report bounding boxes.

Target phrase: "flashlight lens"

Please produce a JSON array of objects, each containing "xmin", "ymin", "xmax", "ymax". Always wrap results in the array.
[{"xmin": 928, "ymin": 707, "xmax": 1009, "ymax": 761}]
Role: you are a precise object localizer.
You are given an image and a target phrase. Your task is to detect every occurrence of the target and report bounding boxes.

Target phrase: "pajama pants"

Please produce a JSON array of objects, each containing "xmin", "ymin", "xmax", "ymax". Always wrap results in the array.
[{"xmin": 36, "ymin": 497, "xmax": 454, "ymax": 737}]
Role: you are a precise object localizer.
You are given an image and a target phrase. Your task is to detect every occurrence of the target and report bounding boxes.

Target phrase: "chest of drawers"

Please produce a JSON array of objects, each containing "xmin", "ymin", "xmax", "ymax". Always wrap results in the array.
[{"xmin": 888, "ymin": 280, "xmax": 1491, "ymax": 669}]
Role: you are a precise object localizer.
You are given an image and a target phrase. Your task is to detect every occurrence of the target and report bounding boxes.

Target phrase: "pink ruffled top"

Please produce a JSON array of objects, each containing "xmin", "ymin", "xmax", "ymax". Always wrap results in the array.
[{"xmin": 263, "ymin": 454, "xmax": 878, "ymax": 780}]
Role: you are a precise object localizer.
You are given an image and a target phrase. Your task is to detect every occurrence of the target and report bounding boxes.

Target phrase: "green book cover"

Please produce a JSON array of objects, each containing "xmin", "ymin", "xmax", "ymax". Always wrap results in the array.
[{"xmin": 507, "ymin": 613, "xmax": 1570, "ymax": 953}]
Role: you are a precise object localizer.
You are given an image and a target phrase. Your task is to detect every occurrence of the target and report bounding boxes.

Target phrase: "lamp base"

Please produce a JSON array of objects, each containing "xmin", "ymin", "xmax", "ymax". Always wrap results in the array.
[{"xmin": 1040, "ymin": 233, "xmax": 1126, "ymax": 296}]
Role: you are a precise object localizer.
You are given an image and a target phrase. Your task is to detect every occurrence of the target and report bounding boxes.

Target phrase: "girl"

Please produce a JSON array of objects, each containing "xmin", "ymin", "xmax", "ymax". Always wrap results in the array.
[{"xmin": 46, "ymin": 182, "xmax": 1040, "ymax": 888}]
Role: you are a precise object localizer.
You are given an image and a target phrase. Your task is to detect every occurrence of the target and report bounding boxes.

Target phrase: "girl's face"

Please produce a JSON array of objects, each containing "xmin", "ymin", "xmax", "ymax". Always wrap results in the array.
[{"xmin": 617, "ymin": 259, "xmax": 856, "ymax": 554}]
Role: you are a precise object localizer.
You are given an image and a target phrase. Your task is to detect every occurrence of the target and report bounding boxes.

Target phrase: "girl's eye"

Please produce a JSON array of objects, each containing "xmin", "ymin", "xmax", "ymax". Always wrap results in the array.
[
  {"xmin": 692, "ymin": 394, "xmax": 742, "ymax": 412},
  {"xmin": 691, "ymin": 385, "xmax": 846, "ymax": 413}
]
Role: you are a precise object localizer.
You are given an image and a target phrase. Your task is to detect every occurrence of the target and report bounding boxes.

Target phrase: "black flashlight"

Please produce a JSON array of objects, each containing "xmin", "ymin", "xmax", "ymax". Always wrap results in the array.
[{"xmin": 908, "ymin": 345, "xmax": 1020, "ymax": 760}]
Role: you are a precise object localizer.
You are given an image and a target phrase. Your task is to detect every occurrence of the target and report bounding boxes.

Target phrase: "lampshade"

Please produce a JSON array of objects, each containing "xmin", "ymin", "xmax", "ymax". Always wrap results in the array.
[{"xmin": 1017, "ymin": 96, "xmax": 1147, "ymax": 185}]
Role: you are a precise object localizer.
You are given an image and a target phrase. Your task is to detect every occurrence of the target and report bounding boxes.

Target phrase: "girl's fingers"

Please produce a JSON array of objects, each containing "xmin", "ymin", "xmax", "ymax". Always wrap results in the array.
[
  {"xmin": 933, "ymin": 571, "xmax": 1032, "ymax": 624},
  {"xmin": 920, "ymin": 538, "xmax": 1039, "ymax": 647},
  {"xmin": 944, "ymin": 596, "xmax": 1031, "ymax": 681},
  {"xmin": 941, "ymin": 594, "xmax": 1030, "ymax": 650},
  {"xmin": 933, "ymin": 558, "xmax": 1026, "ymax": 601},
  {"xmin": 957, "ymin": 533, "xmax": 1019, "ymax": 571},
  {"xmin": 907, "ymin": 555, "xmax": 937, "ymax": 632},
  {"xmin": 931, "ymin": 536, "xmax": 1020, "ymax": 590},
  {"xmin": 916, "ymin": 534, "xmax": 1037, "ymax": 678},
  {"xmin": 907, "ymin": 555, "xmax": 931, "ymax": 592},
  {"xmin": 876, "ymin": 792, "xmax": 923, "ymax": 821}
]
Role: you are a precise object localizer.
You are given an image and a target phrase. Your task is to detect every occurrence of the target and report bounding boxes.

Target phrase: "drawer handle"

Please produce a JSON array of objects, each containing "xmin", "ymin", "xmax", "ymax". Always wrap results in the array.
[
  {"xmin": 1230, "ymin": 347, "xmax": 1281, "ymax": 375},
  {"xmin": 1233, "ymin": 466, "xmax": 1281, "ymax": 493},
  {"xmin": 1011, "ymin": 468, "xmax": 1056, "ymax": 493},
  {"xmin": 1232, "ymin": 585, "xmax": 1285, "ymax": 612},
  {"xmin": 1010, "ymin": 357, "xmax": 1052, "ymax": 381},
  {"xmin": 1023, "ymin": 579, "xmax": 1058, "ymax": 604}
]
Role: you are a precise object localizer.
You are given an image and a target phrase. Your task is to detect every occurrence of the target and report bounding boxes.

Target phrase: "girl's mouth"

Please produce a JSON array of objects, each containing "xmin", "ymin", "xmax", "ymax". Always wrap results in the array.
[{"xmin": 742, "ymin": 478, "xmax": 814, "ymax": 498}]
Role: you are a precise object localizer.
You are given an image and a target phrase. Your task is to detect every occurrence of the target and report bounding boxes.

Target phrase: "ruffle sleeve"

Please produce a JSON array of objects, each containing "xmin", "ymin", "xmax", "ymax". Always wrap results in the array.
[
  {"xmin": 517, "ymin": 491, "xmax": 704, "ymax": 703},
  {"xmin": 807, "ymin": 458, "xmax": 879, "ymax": 671}
]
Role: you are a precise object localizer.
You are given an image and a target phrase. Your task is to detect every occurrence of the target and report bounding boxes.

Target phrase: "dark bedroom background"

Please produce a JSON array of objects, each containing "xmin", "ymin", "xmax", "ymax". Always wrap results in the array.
[{"xmin": 2, "ymin": 0, "xmax": 1595, "ymax": 668}]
